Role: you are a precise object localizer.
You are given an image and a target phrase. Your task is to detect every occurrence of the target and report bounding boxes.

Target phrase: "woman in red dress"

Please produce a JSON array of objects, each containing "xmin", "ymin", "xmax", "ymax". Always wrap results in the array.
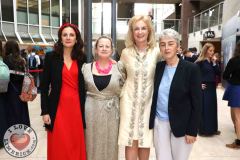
[{"xmin": 40, "ymin": 23, "xmax": 86, "ymax": 160}]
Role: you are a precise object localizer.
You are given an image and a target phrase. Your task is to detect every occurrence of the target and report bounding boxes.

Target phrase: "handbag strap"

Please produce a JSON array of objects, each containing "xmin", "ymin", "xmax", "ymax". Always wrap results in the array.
[{"xmin": 9, "ymin": 70, "xmax": 25, "ymax": 76}]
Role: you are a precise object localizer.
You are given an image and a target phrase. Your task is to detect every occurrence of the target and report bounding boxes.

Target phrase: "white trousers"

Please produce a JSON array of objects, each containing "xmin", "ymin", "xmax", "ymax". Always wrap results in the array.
[{"xmin": 153, "ymin": 118, "xmax": 193, "ymax": 160}]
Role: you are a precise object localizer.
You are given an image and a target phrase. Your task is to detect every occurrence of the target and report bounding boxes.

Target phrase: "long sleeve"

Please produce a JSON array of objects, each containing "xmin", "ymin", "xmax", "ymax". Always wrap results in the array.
[
  {"xmin": 40, "ymin": 53, "xmax": 52, "ymax": 115},
  {"xmin": 223, "ymin": 59, "xmax": 233, "ymax": 81},
  {"xmin": 186, "ymin": 64, "xmax": 202, "ymax": 136}
]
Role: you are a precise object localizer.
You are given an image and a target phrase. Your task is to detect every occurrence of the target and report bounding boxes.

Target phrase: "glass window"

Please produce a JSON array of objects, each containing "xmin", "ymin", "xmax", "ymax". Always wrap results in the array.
[
  {"xmin": 17, "ymin": 0, "xmax": 27, "ymax": 23},
  {"xmin": 219, "ymin": 3, "xmax": 223, "ymax": 24},
  {"xmin": 29, "ymin": 0, "xmax": 39, "ymax": 24},
  {"xmin": 209, "ymin": 6, "xmax": 219, "ymax": 27},
  {"xmin": 29, "ymin": 25, "xmax": 43, "ymax": 43},
  {"xmin": 188, "ymin": 17, "xmax": 193, "ymax": 33},
  {"xmin": 71, "ymin": 0, "xmax": 78, "ymax": 26},
  {"xmin": 2, "ymin": 0, "xmax": 14, "ymax": 21},
  {"xmin": 42, "ymin": 26, "xmax": 54, "ymax": 43},
  {"xmin": 201, "ymin": 11, "xmax": 209, "ymax": 30},
  {"xmin": 42, "ymin": 0, "xmax": 50, "ymax": 26},
  {"xmin": 18, "ymin": 24, "xmax": 33, "ymax": 43},
  {"xmin": 194, "ymin": 15, "xmax": 201, "ymax": 32},
  {"xmin": 52, "ymin": 0, "xmax": 60, "ymax": 27},
  {"xmin": 62, "ymin": 0, "xmax": 70, "ymax": 23},
  {"xmin": 52, "ymin": 27, "xmax": 58, "ymax": 41},
  {"xmin": 2, "ymin": 22, "xmax": 18, "ymax": 42}
]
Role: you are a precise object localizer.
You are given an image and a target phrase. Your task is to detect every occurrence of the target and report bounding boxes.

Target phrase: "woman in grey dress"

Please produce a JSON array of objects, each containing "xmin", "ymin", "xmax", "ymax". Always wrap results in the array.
[{"xmin": 82, "ymin": 35, "xmax": 124, "ymax": 160}]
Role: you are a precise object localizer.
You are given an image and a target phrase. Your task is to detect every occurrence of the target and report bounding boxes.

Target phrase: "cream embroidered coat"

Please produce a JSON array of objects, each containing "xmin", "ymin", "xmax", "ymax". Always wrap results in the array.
[{"xmin": 118, "ymin": 46, "xmax": 160, "ymax": 147}]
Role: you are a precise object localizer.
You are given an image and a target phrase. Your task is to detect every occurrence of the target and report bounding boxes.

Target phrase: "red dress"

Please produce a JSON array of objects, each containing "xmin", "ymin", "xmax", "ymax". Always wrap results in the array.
[{"xmin": 47, "ymin": 61, "xmax": 86, "ymax": 160}]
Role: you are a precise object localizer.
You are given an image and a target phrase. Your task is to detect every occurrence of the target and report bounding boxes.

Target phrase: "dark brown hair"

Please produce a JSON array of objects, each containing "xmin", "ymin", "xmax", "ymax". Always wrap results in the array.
[
  {"xmin": 233, "ymin": 41, "xmax": 240, "ymax": 58},
  {"xmin": 4, "ymin": 40, "xmax": 25, "ymax": 67},
  {"xmin": 54, "ymin": 23, "xmax": 85, "ymax": 61}
]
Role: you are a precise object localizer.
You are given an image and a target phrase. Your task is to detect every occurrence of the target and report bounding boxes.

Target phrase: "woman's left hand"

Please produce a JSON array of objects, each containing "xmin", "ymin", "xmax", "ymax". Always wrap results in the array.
[{"xmin": 185, "ymin": 135, "xmax": 196, "ymax": 144}]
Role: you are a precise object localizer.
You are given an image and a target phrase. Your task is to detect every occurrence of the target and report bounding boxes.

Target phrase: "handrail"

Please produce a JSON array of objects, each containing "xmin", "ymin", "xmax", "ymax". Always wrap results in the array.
[
  {"xmin": 193, "ymin": 2, "xmax": 224, "ymax": 18},
  {"xmin": 189, "ymin": 1, "xmax": 224, "ymax": 34}
]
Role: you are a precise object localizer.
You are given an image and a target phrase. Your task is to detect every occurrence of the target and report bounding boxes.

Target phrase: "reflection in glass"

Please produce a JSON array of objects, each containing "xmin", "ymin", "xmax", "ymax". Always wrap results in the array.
[
  {"xmin": 52, "ymin": 0, "xmax": 60, "ymax": 27},
  {"xmin": 201, "ymin": 11, "xmax": 209, "ymax": 30},
  {"xmin": 42, "ymin": 0, "xmax": 50, "ymax": 26},
  {"xmin": 18, "ymin": 24, "xmax": 33, "ymax": 43},
  {"xmin": 188, "ymin": 17, "xmax": 193, "ymax": 33},
  {"xmin": 219, "ymin": 3, "xmax": 223, "ymax": 24},
  {"xmin": 62, "ymin": 0, "xmax": 70, "ymax": 23},
  {"xmin": 188, "ymin": 17, "xmax": 194, "ymax": 33},
  {"xmin": 2, "ymin": 0, "xmax": 14, "ymax": 21},
  {"xmin": 209, "ymin": 6, "xmax": 218, "ymax": 27},
  {"xmin": 194, "ymin": 15, "xmax": 201, "ymax": 32},
  {"xmin": 71, "ymin": 0, "xmax": 78, "ymax": 26},
  {"xmin": 163, "ymin": 20, "xmax": 181, "ymax": 33},
  {"xmin": 29, "ymin": 0, "xmax": 38, "ymax": 24},
  {"xmin": 17, "ymin": 0, "xmax": 27, "ymax": 23},
  {"xmin": 29, "ymin": 26, "xmax": 43, "ymax": 43},
  {"xmin": 42, "ymin": 26, "xmax": 54, "ymax": 43}
]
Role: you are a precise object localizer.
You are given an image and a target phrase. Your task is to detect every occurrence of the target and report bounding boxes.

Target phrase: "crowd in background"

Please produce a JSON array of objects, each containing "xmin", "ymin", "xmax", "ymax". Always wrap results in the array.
[{"xmin": 0, "ymin": 14, "xmax": 240, "ymax": 160}]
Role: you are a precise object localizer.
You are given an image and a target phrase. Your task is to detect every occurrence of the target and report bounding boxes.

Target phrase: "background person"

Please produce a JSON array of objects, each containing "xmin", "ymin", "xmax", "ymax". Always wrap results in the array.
[
  {"xmin": 40, "ymin": 23, "xmax": 86, "ymax": 160},
  {"xmin": 195, "ymin": 43, "xmax": 221, "ymax": 136},
  {"xmin": 28, "ymin": 48, "xmax": 41, "ymax": 87},
  {"xmin": 149, "ymin": 29, "xmax": 202, "ymax": 160},
  {"xmin": 3, "ymin": 40, "xmax": 30, "ymax": 127},
  {"xmin": 0, "ymin": 40, "xmax": 8, "ymax": 148},
  {"xmin": 223, "ymin": 41, "xmax": 240, "ymax": 149},
  {"xmin": 118, "ymin": 15, "xmax": 160, "ymax": 160}
]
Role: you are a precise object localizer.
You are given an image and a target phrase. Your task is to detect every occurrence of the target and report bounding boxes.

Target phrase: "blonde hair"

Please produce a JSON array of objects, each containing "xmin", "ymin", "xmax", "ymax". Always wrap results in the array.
[
  {"xmin": 125, "ymin": 15, "xmax": 156, "ymax": 49},
  {"xmin": 195, "ymin": 43, "xmax": 215, "ymax": 62}
]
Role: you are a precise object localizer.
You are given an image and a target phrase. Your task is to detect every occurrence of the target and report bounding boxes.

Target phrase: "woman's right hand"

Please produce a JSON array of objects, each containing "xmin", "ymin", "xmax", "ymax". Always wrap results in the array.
[{"xmin": 42, "ymin": 114, "xmax": 51, "ymax": 125}]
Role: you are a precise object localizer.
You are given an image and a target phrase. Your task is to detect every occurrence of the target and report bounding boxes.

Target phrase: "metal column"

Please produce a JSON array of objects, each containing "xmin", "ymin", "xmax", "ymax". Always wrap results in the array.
[
  {"xmin": 111, "ymin": 0, "xmax": 117, "ymax": 59},
  {"xmin": 84, "ymin": 0, "xmax": 92, "ymax": 62}
]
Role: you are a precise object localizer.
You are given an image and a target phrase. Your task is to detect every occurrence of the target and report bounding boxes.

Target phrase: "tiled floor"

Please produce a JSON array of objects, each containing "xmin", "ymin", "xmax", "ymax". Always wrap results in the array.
[{"xmin": 0, "ymin": 87, "xmax": 239, "ymax": 159}]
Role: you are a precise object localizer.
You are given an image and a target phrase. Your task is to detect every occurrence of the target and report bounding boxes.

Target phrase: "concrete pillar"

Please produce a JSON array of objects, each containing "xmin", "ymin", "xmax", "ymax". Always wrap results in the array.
[
  {"xmin": 84, "ymin": 0, "xmax": 93, "ymax": 62},
  {"xmin": 181, "ymin": 0, "xmax": 197, "ymax": 50}
]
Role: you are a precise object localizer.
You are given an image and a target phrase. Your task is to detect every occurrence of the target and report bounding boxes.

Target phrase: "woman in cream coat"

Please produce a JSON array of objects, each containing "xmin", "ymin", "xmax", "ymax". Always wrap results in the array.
[{"xmin": 118, "ymin": 15, "xmax": 160, "ymax": 160}]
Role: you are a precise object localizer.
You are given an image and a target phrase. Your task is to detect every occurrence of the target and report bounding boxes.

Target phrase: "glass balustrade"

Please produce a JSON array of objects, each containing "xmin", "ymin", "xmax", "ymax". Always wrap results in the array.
[{"xmin": 189, "ymin": 2, "xmax": 223, "ymax": 34}]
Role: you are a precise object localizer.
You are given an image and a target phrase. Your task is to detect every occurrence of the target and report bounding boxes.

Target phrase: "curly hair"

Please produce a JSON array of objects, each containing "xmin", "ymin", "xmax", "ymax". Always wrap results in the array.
[{"xmin": 54, "ymin": 23, "xmax": 85, "ymax": 61}]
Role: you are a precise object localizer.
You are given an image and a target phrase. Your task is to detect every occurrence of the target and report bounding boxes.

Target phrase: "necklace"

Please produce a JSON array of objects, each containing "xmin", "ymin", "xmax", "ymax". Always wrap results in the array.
[{"xmin": 95, "ymin": 60, "xmax": 112, "ymax": 74}]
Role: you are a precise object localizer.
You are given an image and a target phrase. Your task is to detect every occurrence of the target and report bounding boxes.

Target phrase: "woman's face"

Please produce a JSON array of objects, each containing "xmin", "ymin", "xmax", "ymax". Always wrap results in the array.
[
  {"xmin": 132, "ymin": 20, "xmax": 149, "ymax": 45},
  {"xmin": 206, "ymin": 46, "xmax": 214, "ymax": 58},
  {"xmin": 159, "ymin": 36, "xmax": 178, "ymax": 61},
  {"xmin": 95, "ymin": 38, "xmax": 112, "ymax": 60},
  {"xmin": 61, "ymin": 27, "xmax": 77, "ymax": 49}
]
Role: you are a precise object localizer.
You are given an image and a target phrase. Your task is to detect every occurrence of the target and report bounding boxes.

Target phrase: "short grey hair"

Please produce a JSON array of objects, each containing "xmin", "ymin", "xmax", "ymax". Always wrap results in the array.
[{"xmin": 159, "ymin": 29, "xmax": 180, "ymax": 46}]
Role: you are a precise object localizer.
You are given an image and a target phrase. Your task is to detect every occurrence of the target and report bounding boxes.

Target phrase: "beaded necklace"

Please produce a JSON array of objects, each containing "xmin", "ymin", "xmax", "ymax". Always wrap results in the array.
[{"xmin": 95, "ymin": 60, "xmax": 112, "ymax": 74}]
